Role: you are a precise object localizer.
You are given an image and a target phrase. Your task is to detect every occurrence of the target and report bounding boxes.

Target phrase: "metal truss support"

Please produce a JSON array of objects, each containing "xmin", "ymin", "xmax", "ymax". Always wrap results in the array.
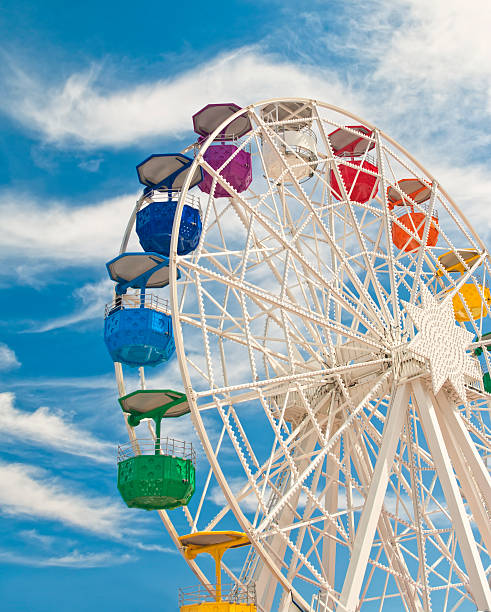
[
  {"xmin": 411, "ymin": 380, "xmax": 491, "ymax": 611},
  {"xmin": 338, "ymin": 384, "xmax": 411, "ymax": 611}
]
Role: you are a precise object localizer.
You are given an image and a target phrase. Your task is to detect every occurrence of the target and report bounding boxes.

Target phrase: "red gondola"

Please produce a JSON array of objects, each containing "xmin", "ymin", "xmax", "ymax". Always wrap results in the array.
[
  {"xmin": 328, "ymin": 125, "xmax": 374, "ymax": 157},
  {"xmin": 328, "ymin": 125, "xmax": 378, "ymax": 203},
  {"xmin": 330, "ymin": 160, "xmax": 379, "ymax": 203}
]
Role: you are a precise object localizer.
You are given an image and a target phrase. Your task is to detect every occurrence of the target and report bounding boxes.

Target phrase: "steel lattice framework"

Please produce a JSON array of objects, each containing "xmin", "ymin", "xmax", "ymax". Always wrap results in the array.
[{"xmin": 116, "ymin": 99, "xmax": 491, "ymax": 612}]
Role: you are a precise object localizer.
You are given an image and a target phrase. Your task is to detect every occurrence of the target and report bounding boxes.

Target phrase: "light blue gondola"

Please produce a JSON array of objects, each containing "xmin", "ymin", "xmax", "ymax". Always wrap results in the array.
[{"xmin": 103, "ymin": 252, "xmax": 177, "ymax": 368}]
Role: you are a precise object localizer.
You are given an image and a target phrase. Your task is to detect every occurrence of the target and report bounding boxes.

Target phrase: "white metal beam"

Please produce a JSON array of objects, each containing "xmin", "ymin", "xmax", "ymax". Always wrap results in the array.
[
  {"xmin": 347, "ymin": 419, "xmax": 423, "ymax": 612},
  {"xmin": 434, "ymin": 390, "xmax": 491, "ymax": 511},
  {"xmin": 255, "ymin": 430, "xmax": 319, "ymax": 611},
  {"xmin": 431, "ymin": 391, "xmax": 491, "ymax": 556},
  {"xmin": 411, "ymin": 380, "xmax": 491, "ymax": 611},
  {"xmin": 322, "ymin": 440, "xmax": 340, "ymax": 611},
  {"xmin": 338, "ymin": 383, "xmax": 410, "ymax": 611}
]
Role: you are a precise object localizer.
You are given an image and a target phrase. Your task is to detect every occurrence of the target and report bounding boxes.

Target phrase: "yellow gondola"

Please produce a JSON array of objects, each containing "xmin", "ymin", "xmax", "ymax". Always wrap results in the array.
[
  {"xmin": 436, "ymin": 248, "xmax": 480, "ymax": 276},
  {"xmin": 178, "ymin": 531, "xmax": 256, "ymax": 611},
  {"xmin": 451, "ymin": 283, "xmax": 491, "ymax": 322},
  {"xmin": 437, "ymin": 249, "xmax": 490, "ymax": 321}
]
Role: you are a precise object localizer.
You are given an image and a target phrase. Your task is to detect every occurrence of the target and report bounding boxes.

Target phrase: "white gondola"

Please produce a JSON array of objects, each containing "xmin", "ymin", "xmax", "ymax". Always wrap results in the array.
[{"xmin": 260, "ymin": 101, "xmax": 318, "ymax": 183}]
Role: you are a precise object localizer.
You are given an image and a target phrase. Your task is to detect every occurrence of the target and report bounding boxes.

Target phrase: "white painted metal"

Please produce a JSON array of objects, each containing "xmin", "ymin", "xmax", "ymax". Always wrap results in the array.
[
  {"xmin": 112, "ymin": 99, "xmax": 491, "ymax": 611},
  {"xmin": 338, "ymin": 384, "xmax": 410, "ymax": 611},
  {"xmin": 411, "ymin": 380, "xmax": 491, "ymax": 610}
]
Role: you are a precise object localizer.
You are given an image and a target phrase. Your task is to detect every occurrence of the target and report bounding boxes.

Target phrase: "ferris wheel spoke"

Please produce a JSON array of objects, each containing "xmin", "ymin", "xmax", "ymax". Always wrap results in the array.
[
  {"xmin": 186, "ymin": 241, "xmax": 343, "ymax": 355},
  {"xmin": 431, "ymin": 392, "xmax": 491, "ymax": 547},
  {"xmin": 179, "ymin": 259, "xmax": 386, "ymax": 354},
  {"xmin": 408, "ymin": 182, "xmax": 439, "ymax": 305},
  {"xmin": 178, "ymin": 309, "xmax": 302, "ymax": 375},
  {"xmin": 238, "ymin": 232, "xmax": 332, "ymax": 364},
  {"xmin": 343, "ymin": 195, "xmax": 394, "ymax": 327},
  {"xmin": 226, "ymin": 196, "xmax": 385, "ymax": 341},
  {"xmin": 345, "ymin": 420, "xmax": 425, "ymax": 612},
  {"xmin": 373, "ymin": 131, "xmax": 402, "ymax": 329},
  {"xmin": 338, "ymin": 384, "xmax": 411, "ymax": 611},
  {"xmin": 253, "ymin": 429, "xmax": 321, "ymax": 610},
  {"xmin": 411, "ymin": 380, "xmax": 491, "ymax": 610},
  {"xmin": 256, "ymin": 370, "xmax": 393, "ymax": 538},
  {"xmin": 278, "ymin": 453, "xmax": 333, "ymax": 591},
  {"xmin": 436, "ymin": 413, "xmax": 491, "ymax": 556},
  {"xmin": 246, "ymin": 134, "xmax": 386, "ymax": 332},
  {"xmin": 191, "ymin": 416, "xmax": 230, "ymax": 532},
  {"xmin": 311, "ymin": 119, "xmax": 390, "ymax": 331},
  {"xmin": 318, "ymin": 439, "xmax": 341, "ymax": 610}
]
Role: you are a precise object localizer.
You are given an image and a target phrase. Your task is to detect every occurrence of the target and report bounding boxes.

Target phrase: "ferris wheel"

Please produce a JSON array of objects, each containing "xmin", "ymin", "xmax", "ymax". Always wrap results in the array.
[{"xmin": 103, "ymin": 98, "xmax": 491, "ymax": 612}]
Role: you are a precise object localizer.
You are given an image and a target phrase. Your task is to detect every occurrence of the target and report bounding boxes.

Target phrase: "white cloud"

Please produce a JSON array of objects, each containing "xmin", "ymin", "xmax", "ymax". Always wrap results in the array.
[
  {"xmin": 0, "ymin": 190, "xmax": 139, "ymax": 265},
  {"xmin": 0, "ymin": 343, "xmax": 20, "ymax": 370},
  {"xmin": 29, "ymin": 278, "xmax": 113, "ymax": 332},
  {"xmin": 9, "ymin": 374, "xmax": 116, "ymax": 390},
  {"xmin": 0, "ymin": 392, "xmax": 112, "ymax": 463},
  {"xmin": 0, "ymin": 461, "xmax": 130, "ymax": 537},
  {"xmin": 427, "ymin": 162, "xmax": 491, "ymax": 243},
  {"xmin": 0, "ymin": 548, "xmax": 133, "ymax": 568},
  {"xmin": 2, "ymin": 18, "xmax": 491, "ymax": 271},
  {"xmin": 135, "ymin": 542, "xmax": 177, "ymax": 554},
  {"xmin": 1, "ymin": 49, "xmax": 357, "ymax": 148},
  {"xmin": 1, "ymin": 4, "xmax": 490, "ymax": 161},
  {"xmin": 19, "ymin": 528, "xmax": 62, "ymax": 548},
  {"xmin": 78, "ymin": 157, "xmax": 103, "ymax": 172},
  {"xmin": 209, "ymin": 478, "xmax": 259, "ymax": 514},
  {"xmin": 374, "ymin": 0, "xmax": 491, "ymax": 93}
]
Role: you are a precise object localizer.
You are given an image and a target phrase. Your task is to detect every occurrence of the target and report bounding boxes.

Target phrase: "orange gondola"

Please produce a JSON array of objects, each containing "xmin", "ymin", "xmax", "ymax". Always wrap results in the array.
[
  {"xmin": 387, "ymin": 178, "xmax": 432, "ymax": 210},
  {"xmin": 392, "ymin": 206, "xmax": 439, "ymax": 252}
]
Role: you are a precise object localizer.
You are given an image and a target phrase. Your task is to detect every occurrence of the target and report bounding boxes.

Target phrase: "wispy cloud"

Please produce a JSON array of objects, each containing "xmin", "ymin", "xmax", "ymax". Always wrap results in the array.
[
  {"xmin": 0, "ymin": 548, "xmax": 133, "ymax": 568},
  {"xmin": 9, "ymin": 374, "xmax": 116, "ymax": 390},
  {"xmin": 209, "ymin": 477, "xmax": 262, "ymax": 514},
  {"xmin": 78, "ymin": 157, "xmax": 103, "ymax": 172},
  {"xmin": 2, "ymin": 7, "xmax": 491, "ymax": 270},
  {"xmin": 0, "ymin": 461, "xmax": 131, "ymax": 538},
  {"xmin": 0, "ymin": 343, "xmax": 20, "ymax": 371},
  {"xmin": 0, "ymin": 392, "xmax": 112, "ymax": 463},
  {"xmin": 19, "ymin": 528, "xmax": 65, "ymax": 548},
  {"xmin": 0, "ymin": 48, "xmax": 356, "ymax": 149},
  {"xmin": 3, "ymin": 3, "xmax": 491, "ymax": 155},
  {"xmin": 28, "ymin": 278, "xmax": 113, "ymax": 332},
  {"xmin": 134, "ymin": 542, "xmax": 177, "ymax": 554},
  {"xmin": 0, "ymin": 190, "xmax": 140, "ymax": 266},
  {"xmin": 372, "ymin": 0, "xmax": 491, "ymax": 94}
]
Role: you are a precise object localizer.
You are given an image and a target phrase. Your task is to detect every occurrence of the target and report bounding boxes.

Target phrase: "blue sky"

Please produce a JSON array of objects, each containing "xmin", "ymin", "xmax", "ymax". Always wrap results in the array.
[{"xmin": 1, "ymin": 1, "xmax": 491, "ymax": 610}]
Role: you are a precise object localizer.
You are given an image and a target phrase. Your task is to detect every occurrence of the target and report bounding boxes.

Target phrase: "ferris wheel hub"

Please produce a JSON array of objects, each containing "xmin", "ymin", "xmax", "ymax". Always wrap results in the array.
[{"xmin": 403, "ymin": 288, "xmax": 480, "ymax": 401}]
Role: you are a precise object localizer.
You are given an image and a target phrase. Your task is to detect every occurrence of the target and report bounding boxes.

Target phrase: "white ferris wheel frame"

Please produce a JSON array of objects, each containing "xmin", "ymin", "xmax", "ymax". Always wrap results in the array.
[{"xmin": 114, "ymin": 98, "xmax": 491, "ymax": 612}]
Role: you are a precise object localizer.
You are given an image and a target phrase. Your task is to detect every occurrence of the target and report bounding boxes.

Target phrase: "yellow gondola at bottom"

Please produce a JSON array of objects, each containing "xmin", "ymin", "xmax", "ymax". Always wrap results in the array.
[
  {"xmin": 178, "ymin": 531, "xmax": 256, "ymax": 612},
  {"xmin": 180, "ymin": 603, "xmax": 255, "ymax": 612},
  {"xmin": 451, "ymin": 284, "xmax": 491, "ymax": 322}
]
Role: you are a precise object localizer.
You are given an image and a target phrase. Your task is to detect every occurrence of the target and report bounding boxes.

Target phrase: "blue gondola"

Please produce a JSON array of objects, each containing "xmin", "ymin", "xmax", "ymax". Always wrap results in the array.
[
  {"xmin": 104, "ymin": 295, "xmax": 175, "ymax": 367},
  {"xmin": 103, "ymin": 253, "xmax": 176, "ymax": 368},
  {"xmin": 135, "ymin": 154, "xmax": 203, "ymax": 257},
  {"xmin": 136, "ymin": 199, "xmax": 202, "ymax": 256}
]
